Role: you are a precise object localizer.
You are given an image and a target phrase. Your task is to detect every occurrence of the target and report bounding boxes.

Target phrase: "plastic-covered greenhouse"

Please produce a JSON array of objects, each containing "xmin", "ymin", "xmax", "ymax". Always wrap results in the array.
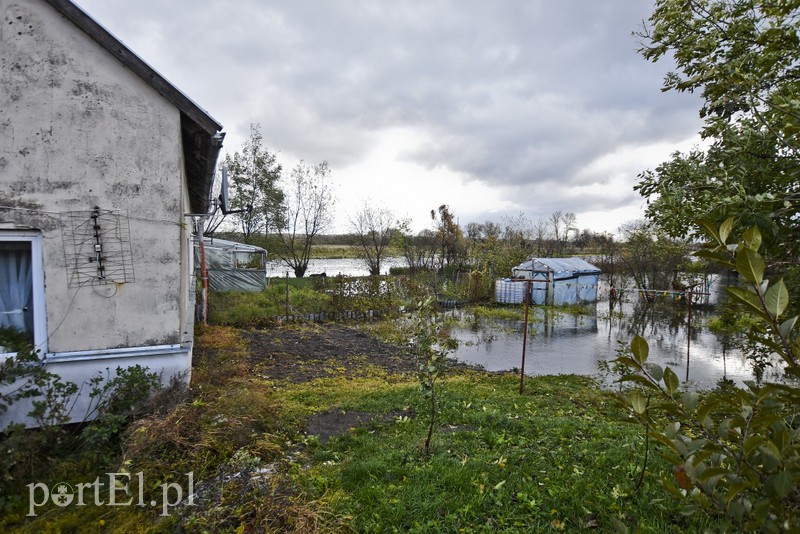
[
  {"xmin": 194, "ymin": 238, "xmax": 267, "ymax": 292},
  {"xmin": 495, "ymin": 257, "xmax": 601, "ymax": 306}
]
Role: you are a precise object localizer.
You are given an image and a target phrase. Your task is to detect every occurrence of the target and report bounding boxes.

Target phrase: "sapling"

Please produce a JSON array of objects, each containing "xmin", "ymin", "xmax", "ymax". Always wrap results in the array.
[{"xmin": 409, "ymin": 298, "xmax": 457, "ymax": 457}]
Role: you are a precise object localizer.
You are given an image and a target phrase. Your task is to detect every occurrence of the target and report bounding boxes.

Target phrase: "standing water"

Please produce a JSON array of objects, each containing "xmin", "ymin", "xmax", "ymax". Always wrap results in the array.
[
  {"xmin": 267, "ymin": 257, "xmax": 407, "ymax": 278},
  {"xmin": 448, "ymin": 296, "xmax": 786, "ymax": 390},
  {"xmin": 265, "ymin": 259, "xmax": 787, "ymax": 389}
]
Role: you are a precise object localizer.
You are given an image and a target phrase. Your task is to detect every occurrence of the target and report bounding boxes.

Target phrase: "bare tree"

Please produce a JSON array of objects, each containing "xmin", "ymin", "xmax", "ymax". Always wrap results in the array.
[
  {"xmin": 466, "ymin": 220, "xmax": 502, "ymax": 241},
  {"xmin": 395, "ymin": 219, "xmax": 438, "ymax": 273},
  {"xmin": 276, "ymin": 161, "xmax": 335, "ymax": 277},
  {"xmin": 466, "ymin": 222, "xmax": 484, "ymax": 241},
  {"xmin": 532, "ymin": 217, "xmax": 550, "ymax": 256},
  {"xmin": 549, "ymin": 210, "xmax": 564, "ymax": 250},
  {"xmin": 547, "ymin": 211, "xmax": 577, "ymax": 256},
  {"xmin": 501, "ymin": 212, "xmax": 532, "ymax": 251},
  {"xmin": 350, "ymin": 201, "xmax": 395, "ymax": 276}
]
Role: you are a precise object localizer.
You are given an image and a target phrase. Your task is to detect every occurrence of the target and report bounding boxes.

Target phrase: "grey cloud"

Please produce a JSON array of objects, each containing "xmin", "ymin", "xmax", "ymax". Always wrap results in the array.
[{"xmin": 75, "ymin": 0, "xmax": 702, "ymax": 224}]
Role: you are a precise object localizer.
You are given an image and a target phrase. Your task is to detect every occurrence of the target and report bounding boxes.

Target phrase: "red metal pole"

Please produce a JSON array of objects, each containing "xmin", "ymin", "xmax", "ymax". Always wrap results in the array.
[
  {"xmin": 686, "ymin": 289, "xmax": 692, "ymax": 381},
  {"xmin": 199, "ymin": 233, "xmax": 209, "ymax": 326},
  {"xmin": 520, "ymin": 280, "xmax": 531, "ymax": 394}
]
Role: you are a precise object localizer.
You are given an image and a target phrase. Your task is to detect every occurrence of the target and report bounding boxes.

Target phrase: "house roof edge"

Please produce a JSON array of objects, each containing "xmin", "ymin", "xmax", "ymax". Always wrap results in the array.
[{"xmin": 44, "ymin": 0, "xmax": 223, "ymax": 136}]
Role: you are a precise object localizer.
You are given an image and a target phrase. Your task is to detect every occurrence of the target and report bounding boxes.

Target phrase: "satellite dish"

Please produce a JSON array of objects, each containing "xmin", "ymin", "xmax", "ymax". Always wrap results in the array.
[{"xmin": 219, "ymin": 167, "xmax": 230, "ymax": 214}]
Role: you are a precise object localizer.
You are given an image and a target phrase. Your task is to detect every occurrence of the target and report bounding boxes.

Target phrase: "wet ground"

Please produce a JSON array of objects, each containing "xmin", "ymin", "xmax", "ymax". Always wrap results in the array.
[
  {"xmin": 243, "ymin": 323, "xmax": 419, "ymax": 382},
  {"xmin": 238, "ymin": 323, "xmax": 478, "ymax": 441}
]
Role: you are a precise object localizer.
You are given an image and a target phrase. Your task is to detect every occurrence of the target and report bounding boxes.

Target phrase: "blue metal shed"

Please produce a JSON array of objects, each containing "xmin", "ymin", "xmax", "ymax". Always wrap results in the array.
[{"xmin": 496, "ymin": 257, "xmax": 601, "ymax": 306}]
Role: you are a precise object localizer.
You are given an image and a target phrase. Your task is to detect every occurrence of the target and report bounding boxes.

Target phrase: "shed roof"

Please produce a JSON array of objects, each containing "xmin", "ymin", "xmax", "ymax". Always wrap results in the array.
[
  {"xmin": 45, "ymin": 0, "xmax": 224, "ymax": 214},
  {"xmin": 514, "ymin": 257, "xmax": 601, "ymax": 274},
  {"xmin": 201, "ymin": 238, "xmax": 267, "ymax": 254}
]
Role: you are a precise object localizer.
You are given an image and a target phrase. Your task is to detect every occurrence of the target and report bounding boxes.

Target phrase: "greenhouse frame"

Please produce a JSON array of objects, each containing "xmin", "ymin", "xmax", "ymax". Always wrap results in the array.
[{"xmin": 195, "ymin": 237, "xmax": 268, "ymax": 292}]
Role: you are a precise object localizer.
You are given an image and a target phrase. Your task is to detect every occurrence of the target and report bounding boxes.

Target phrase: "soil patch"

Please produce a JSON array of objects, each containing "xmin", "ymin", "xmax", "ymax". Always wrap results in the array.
[
  {"xmin": 243, "ymin": 323, "xmax": 419, "ymax": 382},
  {"xmin": 238, "ymin": 323, "xmax": 479, "ymax": 441},
  {"xmin": 305, "ymin": 409, "xmax": 415, "ymax": 442}
]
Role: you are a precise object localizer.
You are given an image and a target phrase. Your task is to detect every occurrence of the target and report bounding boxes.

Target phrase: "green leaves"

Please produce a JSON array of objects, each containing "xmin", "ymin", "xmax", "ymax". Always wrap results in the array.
[
  {"xmin": 767, "ymin": 471, "xmax": 793, "ymax": 499},
  {"xmin": 718, "ymin": 217, "xmax": 734, "ymax": 245},
  {"xmin": 725, "ymin": 286, "xmax": 763, "ymax": 315},
  {"xmin": 764, "ymin": 279, "xmax": 789, "ymax": 319},
  {"xmin": 662, "ymin": 367, "xmax": 679, "ymax": 395},
  {"xmin": 628, "ymin": 390, "xmax": 648, "ymax": 415},
  {"xmin": 628, "ymin": 1, "xmax": 800, "ymax": 522},
  {"xmin": 610, "ymin": 217, "xmax": 800, "ymax": 531},
  {"xmin": 741, "ymin": 225, "xmax": 762, "ymax": 252},
  {"xmin": 631, "ymin": 336, "xmax": 649, "ymax": 364},
  {"xmin": 735, "ymin": 246, "xmax": 765, "ymax": 284}
]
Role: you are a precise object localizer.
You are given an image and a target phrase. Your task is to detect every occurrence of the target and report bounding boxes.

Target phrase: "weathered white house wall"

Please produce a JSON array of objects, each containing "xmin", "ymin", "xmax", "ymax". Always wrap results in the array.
[{"xmin": 0, "ymin": 0, "xmax": 222, "ymax": 428}]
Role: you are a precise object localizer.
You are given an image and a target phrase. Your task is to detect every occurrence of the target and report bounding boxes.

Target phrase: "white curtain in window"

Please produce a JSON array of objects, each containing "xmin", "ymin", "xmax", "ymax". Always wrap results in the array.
[{"xmin": 0, "ymin": 246, "xmax": 33, "ymax": 335}]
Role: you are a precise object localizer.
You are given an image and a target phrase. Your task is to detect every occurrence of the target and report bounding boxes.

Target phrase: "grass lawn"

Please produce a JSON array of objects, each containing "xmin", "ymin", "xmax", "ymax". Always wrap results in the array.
[
  {"xmin": 4, "ymin": 323, "xmax": 723, "ymax": 533},
  {"xmin": 272, "ymin": 372, "xmax": 716, "ymax": 533}
]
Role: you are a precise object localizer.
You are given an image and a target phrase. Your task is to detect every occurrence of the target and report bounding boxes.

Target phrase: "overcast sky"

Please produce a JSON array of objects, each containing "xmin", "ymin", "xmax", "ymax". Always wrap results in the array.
[{"xmin": 75, "ymin": 0, "xmax": 704, "ymax": 235}]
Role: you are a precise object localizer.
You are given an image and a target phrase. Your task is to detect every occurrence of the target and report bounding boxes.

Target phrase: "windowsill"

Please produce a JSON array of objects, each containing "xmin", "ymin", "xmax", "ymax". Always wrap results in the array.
[{"xmin": 44, "ymin": 344, "xmax": 189, "ymax": 363}]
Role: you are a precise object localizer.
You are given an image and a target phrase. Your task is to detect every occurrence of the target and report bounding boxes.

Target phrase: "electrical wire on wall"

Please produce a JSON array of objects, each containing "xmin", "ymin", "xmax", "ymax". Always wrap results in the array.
[
  {"xmin": 38, "ymin": 287, "xmax": 81, "ymax": 357},
  {"xmin": 0, "ymin": 205, "xmax": 184, "ymax": 227}
]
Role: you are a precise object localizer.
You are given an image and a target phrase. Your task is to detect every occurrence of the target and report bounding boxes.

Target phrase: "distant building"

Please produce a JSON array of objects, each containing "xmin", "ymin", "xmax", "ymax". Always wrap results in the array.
[
  {"xmin": 0, "ymin": 0, "xmax": 223, "ymax": 427},
  {"xmin": 496, "ymin": 258, "xmax": 601, "ymax": 306}
]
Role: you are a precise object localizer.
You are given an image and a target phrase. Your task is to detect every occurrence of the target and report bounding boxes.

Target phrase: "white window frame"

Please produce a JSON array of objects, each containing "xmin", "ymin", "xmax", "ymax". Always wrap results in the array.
[{"xmin": 0, "ymin": 231, "xmax": 47, "ymax": 355}]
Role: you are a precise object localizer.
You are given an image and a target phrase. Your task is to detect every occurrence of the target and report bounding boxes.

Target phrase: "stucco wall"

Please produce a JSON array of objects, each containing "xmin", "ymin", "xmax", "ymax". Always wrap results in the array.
[{"xmin": 0, "ymin": 0, "xmax": 187, "ymax": 353}]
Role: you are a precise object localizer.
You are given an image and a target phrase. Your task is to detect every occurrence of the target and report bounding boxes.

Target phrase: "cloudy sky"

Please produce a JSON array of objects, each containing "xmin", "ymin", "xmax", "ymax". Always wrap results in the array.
[{"xmin": 75, "ymin": 0, "xmax": 704, "ymax": 235}]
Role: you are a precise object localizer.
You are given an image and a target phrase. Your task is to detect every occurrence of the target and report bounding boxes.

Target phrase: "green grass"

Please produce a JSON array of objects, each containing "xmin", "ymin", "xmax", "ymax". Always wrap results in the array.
[
  {"xmin": 4, "ymin": 325, "xmax": 726, "ymax": 533},
  {"xmin": 469, "ymin": 304, "xmax": 532, "ymax": 322},
  {"xmin": 208, "ymin": 278, "xmax": 332, "ymax": 325},
  {"xmin": 277, "ymin": 372, "xmax": 719, "ymax": 533},
  {"xmin": 309, "ymin": 245, "xmax": 362, "ymax": 259}
]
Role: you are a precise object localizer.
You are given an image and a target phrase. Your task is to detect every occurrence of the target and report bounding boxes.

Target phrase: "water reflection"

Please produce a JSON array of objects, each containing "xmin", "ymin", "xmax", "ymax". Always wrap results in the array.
[
  {"xmin": 267, "ymin": 257, "xmax": 407, "ymax": 278},
  {"xmin": 265, "ymin": 258, "xmax": 789, "ymax": 389},
  {"xmin": 449, "ymin": 298, "xmax": 786, "ymax": 390}
]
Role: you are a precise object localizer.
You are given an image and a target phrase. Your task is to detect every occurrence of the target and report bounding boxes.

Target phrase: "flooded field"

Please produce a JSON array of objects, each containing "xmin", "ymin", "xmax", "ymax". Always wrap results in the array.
[
  {"xmin": 263, "ymin": 258, "xmax": 787, "ymax": 389},
  {"xmin": 267, "ymin": 257, "xmax": 407, "ymax": 278},
  {"xmin": 448, "ymin": 298, "xmax": 786, "ymax": 390}
]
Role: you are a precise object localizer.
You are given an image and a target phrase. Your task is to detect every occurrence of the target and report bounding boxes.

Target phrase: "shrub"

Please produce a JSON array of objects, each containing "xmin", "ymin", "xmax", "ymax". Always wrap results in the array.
[{"xmin": 614, "ymin": 219, "xmax": 800, "ymax": 531}]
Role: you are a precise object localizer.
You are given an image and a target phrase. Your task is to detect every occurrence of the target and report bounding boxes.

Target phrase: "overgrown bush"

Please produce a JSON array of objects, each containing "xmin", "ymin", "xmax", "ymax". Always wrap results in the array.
[
  {"xmin": 0, "ymin": 328, "xmax": 48, "ymax": 418},
  {"xmin": 80, "ymin": 365, "xmax": 160, "ymax": 451},
  {"xmin": 208, "ymin": 279, "xmax": 332, "ymax": 325},
  {"xmin": 615, "ymin": 219, "xmax": 800, "ymax": 532},
  {"xmin": 328, "ymin": 275, "xmax": 400, "ymax": 316},
  {"xmin": 208, "ymin": 271, "xmax": 482, "ymax": 326},
  {"xmin": 0, "ymin": 350, "xmax": 164, "ymax": 519}
]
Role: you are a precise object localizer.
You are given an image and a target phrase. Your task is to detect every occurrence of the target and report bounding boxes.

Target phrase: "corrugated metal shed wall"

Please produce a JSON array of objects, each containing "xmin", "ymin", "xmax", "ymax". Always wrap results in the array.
[{"xmin": 502, "ymin": 257, "xmax": 601, "ymax": 305}]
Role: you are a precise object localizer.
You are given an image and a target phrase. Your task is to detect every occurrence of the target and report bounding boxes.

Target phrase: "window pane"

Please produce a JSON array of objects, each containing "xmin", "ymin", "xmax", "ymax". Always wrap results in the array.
[
  {"xmin": 0, "ymin": 241, "xmax": 34, "ymax": 345},
  {"xmin": 234, "ymin": 251, "xmax": 264, "ymax": 269}
]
